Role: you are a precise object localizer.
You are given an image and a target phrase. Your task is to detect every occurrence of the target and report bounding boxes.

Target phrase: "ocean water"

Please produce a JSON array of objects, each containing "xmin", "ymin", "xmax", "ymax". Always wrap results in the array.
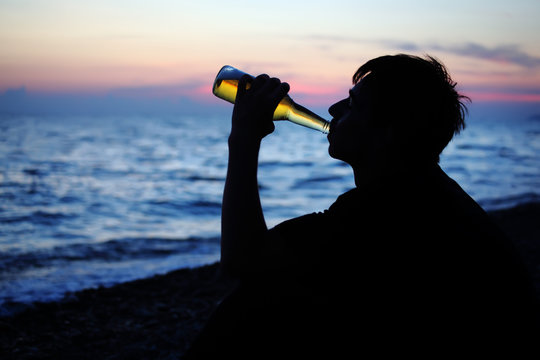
[{"xmin": 1, "ymin": 109, "xmax": 539, "ymax": 311}]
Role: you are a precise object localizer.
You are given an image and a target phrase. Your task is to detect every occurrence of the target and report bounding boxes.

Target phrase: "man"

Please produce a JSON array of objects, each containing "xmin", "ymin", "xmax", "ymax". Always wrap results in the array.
[{"xmin": 185, "ymin": 55, "xmax": 538, "ymax": 358}]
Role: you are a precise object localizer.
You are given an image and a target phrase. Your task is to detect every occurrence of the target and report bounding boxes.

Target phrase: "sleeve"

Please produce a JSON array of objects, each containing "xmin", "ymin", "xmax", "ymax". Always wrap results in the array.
[{"xmin": 238, "ymin": 190, "xmax": 356, "ymax": 279}]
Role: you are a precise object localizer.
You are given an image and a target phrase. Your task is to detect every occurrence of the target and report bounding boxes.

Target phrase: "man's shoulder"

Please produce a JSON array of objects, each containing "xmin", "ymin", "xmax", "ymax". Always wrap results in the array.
[
  {"xmin": 269, "ymin": 188, "xmax": 363, "ymax": 245},
  {"xmin": 271, "ymin": 210, "xmax": 329, "ymax": 236},
  {"xmin": 432, "ymin": 167, "xmax": 493, "ymax": 223}
]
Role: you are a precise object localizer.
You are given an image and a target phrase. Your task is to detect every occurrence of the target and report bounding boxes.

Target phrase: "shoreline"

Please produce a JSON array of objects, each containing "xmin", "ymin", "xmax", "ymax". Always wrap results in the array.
[{"xmin": 1, "ymin": 202, "xmax": 539, "ymax": 358}]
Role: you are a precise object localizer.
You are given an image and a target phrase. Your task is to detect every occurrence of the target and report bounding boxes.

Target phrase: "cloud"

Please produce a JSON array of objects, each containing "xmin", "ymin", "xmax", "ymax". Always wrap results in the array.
[
  {"xmin": 303, "ymin": 34, "xmax": 540, "ymax": 68},
  {"xmin": 394, "ymin": 41, "xmax": 540, "ymax": 68}
]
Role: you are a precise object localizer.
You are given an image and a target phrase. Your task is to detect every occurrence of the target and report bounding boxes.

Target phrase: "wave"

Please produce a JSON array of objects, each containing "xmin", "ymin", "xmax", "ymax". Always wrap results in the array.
[
  {"xmin": 183, "ymin": 175, "xmax": 225, "ymax": 182},
  {"xmin": 259, "ymin": 160, "xmax": 315, "ymax": 168},
  {"xmin": 145, "ymin": 199, "xmax": 222, "ymax": 216},
  {"xmin": 479, "ymin": 192, "xmax": 540, "ymax": 211},
  {"xmin": 0, "ymin": 236, "xmax": 220, "ymax": 274},
  {"xmin": 456, "ymin": 143, "xmax": 501, "ymax": 151},
  {"xmin": 0, "ymin": 210, "xmax": 77, "ymax": 225}
]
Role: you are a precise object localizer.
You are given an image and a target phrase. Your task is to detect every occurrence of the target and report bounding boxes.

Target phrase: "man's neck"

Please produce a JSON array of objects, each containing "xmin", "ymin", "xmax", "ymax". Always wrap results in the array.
[{"xmin": 352, "ymin": 161, "xmax": 438, "ymax": 189}]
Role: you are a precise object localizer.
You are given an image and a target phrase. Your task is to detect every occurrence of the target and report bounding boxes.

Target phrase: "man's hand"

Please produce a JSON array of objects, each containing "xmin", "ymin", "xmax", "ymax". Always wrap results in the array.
[
  {"xmin": 221, "ymin": 74, "xmax": 289, "ymax": 276},
  {"xmin": 230, "ymin": 74, "xmax": 290, "ymax": 143}
]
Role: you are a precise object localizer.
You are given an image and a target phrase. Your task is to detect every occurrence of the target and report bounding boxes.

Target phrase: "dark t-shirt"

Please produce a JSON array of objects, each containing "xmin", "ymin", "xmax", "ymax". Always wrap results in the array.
[
  {"xmin": 272, "ymin": 165, "xmax": 536, "ymax": 328},
  {"xmin": 185, "ymin": 165, "xmax": 538, "ymax": 358}
]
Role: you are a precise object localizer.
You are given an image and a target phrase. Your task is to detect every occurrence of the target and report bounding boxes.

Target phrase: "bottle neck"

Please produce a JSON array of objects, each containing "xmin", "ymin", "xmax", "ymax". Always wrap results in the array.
[{"xmin": 287, "ymin": 98, "xmax": 330, "ymax": 133}]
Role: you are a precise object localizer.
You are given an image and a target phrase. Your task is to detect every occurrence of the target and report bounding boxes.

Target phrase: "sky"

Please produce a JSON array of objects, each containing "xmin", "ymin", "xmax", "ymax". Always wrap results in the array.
[{"xmin": 1, "ymin": 0, "xmax": 540, "ymax": 114}]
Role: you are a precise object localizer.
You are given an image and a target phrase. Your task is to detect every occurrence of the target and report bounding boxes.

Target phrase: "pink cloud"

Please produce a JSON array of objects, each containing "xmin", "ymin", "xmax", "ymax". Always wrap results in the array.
[{"xmin": 467, "ymin": 92, "xmax": 540, "ymax": 102}]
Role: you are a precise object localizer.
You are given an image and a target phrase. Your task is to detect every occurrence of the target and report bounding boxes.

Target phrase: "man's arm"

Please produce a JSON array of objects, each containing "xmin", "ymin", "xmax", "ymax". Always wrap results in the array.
[{"xmin": 220, "ymin": 74, "xmax": 290, "ymax": 276}]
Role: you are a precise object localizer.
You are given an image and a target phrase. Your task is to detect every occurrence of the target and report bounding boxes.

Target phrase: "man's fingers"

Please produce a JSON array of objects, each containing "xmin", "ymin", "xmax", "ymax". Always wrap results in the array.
[
  {"xmin": 267, "ymin": 81, "xmax": 290, "ymax": 110},
  {"xmin": 236, "ymin": 74, "xmax": 253, "ymax": 101},
  {"xmin": 251, "ymin": 74, "xmax": 270, "ymax": 91},
  {"xmin": 272, "ymin": 81, "xmax": 290, "ymax": 100}
]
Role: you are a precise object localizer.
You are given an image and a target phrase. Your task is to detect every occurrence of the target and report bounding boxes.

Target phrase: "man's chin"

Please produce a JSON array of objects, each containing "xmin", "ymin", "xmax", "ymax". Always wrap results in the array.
[
  {"xmin": 328, "ymin": 145, "xmax": 354, "ymax": 165},
  {"xmin": 327, "ymin": 142, "xmax": 335, "ymax": 158},
  {"xmin": 327, "ymin": 144, "xmax": 341, "ymax": 161}
]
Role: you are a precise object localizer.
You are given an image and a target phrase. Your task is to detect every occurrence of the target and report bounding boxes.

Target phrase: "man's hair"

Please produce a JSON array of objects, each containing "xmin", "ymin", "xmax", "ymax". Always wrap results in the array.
[{"xmin": 353, "ymin": 54, "xmax": 469, "ymax": 162}]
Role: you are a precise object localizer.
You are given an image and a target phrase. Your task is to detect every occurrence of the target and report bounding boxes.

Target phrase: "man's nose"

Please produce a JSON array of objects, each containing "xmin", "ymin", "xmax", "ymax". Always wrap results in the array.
[
  {"xmin": 328, "ymin": 98, "xmax": 348, "ymax": 118},
  {"xmin": 328, "ymin": 103, "xmax": 338, "ymax": 117}
]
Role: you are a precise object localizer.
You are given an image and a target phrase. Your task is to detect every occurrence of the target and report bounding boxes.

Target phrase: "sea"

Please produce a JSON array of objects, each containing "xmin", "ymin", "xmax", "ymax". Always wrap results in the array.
[{"xmin": 1, "ymin": 104, "xmax": 539, "ymax": 314}]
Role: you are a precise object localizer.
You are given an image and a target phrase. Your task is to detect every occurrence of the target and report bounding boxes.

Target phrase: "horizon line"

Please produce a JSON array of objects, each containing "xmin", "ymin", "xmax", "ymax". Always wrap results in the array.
[{"xmin": 2, "ymin": 85, "xmax": 540, "ymax": 105}]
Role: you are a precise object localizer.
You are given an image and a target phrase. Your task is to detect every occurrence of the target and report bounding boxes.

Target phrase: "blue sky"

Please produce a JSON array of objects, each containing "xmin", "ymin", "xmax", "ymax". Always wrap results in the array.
[{"xmin": 1, "ymin": 0, "xmax": 539, "ymax": 114}]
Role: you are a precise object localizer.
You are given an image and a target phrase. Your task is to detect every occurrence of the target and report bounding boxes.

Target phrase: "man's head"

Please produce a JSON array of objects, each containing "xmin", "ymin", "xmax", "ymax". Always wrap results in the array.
[{"xmin": 328, "ymin": 54, "xmax": 469, "ymax": 169}]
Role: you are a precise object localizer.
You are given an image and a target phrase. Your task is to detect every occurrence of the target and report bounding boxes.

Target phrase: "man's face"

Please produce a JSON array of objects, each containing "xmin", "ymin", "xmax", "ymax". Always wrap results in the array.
[{"xmin": 327, "ymin": 79, "xmax": 381, "ymax": 166}]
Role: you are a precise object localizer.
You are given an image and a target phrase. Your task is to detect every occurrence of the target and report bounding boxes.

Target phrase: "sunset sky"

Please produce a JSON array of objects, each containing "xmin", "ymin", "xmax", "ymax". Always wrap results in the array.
[{"xmin": 1, "ymin": 0, "xmax": 539, "ymax": 113}]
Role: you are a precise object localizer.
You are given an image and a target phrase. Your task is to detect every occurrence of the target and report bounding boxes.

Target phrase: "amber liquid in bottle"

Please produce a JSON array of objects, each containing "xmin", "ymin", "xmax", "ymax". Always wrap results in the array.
[{"xmin": 212, "ymin": 65, "xmax": 330, "ymax": 134}]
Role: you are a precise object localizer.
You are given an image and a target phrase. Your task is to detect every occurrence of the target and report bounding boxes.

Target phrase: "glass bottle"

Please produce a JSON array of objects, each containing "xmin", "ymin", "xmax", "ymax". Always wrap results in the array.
[{"xmin": 212, "ymin": 65, "xmax": 330, "ymax": 134}]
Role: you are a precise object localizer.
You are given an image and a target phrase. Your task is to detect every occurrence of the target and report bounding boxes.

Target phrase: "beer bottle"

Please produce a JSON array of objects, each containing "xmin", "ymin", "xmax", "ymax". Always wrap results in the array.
[{"xmin": 212, "ymin": 65, "xmax": 330, "ymax": 134}]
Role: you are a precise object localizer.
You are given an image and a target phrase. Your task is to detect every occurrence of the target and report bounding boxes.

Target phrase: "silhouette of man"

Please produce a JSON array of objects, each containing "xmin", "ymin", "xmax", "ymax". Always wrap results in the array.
[{"xmin": 185, "ymin": 55, "xmax": 538, "ymax": 358}]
